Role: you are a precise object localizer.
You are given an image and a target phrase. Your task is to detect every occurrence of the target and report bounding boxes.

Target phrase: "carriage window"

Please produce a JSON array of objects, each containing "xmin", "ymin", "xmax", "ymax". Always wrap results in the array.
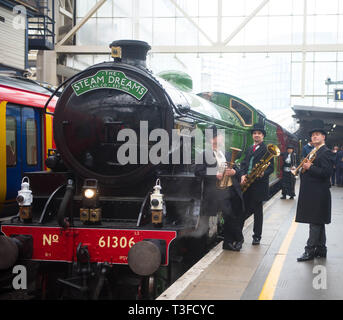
[
  {"xmin": 6, "ymin": 116, "xmax": 17, "ymax": 166},
  {"xmin": 230, "ymin": 99, "xmax": 253, "ymax": 126},
  {"xmin": 26, "ymin": 119, "xmax": 38, "ymax": 165}
]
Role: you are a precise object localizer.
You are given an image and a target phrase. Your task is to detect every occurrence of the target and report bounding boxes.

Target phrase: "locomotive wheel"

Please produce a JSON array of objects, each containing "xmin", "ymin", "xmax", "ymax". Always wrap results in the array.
[
  {"xmin": 138, "ymin": 275, "xmax": 156, "ymax": 300},
  {"xmin": 148, "ymin": 276, "xmax": 156, "ymax": 298}
]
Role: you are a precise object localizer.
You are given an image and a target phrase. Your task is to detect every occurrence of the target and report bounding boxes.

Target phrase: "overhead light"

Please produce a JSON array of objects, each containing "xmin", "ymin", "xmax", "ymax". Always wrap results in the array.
[{"xmin": 333, "ymin": 124, "xmax": 337, "ymax": 128}]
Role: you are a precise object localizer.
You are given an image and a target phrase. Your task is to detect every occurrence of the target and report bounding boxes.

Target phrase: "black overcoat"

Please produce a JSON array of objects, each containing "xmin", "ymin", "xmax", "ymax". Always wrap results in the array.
[
  {"xmin": 240, "ymin": 142, "xmax": 274, "ymax": 202},
  {"xmin": 194, "ymin": 151, "xmax": 244, "ymax": 216},
  {"xmin": 295, "ymin": 145, "xmax": 335, "ymax": 225}
]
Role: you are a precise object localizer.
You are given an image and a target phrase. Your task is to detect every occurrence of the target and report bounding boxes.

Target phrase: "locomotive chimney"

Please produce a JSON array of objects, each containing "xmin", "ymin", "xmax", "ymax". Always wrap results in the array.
[{"xmin": 110, "ymin": 40, "xmax": 151, "ymax": 68}]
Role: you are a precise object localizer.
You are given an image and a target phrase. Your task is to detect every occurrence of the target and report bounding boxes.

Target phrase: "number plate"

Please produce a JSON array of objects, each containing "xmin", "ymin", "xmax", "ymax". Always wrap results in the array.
[{"xmin": 1, "ymin": 225, "xmax": 177, "ymax": 265}]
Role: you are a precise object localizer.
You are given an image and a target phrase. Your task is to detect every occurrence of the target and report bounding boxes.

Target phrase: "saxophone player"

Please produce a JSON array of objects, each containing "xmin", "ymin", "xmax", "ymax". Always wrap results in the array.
[
  {"xmin": 240, "ymin": 124, "xmax": 274, "ymax": 245},
  {"xmin": 296, "ymin": 128, "xmax": 335, "ymax": 261},
  {"xmin": 194, "ymin": 126, "xmax": 245, "ymax": 251}
]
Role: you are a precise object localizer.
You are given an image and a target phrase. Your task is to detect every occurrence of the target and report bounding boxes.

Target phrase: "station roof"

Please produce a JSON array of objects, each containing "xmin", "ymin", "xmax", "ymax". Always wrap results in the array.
[{"xmin": 292, "ymin": 105, "xmax": 343, "ymax": 147}]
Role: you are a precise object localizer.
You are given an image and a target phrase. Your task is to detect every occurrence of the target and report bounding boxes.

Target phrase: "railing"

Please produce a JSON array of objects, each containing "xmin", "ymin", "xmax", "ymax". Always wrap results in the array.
[{"xmin": 28, "ymin": 0, "xmax": 55, "ymax": 50}]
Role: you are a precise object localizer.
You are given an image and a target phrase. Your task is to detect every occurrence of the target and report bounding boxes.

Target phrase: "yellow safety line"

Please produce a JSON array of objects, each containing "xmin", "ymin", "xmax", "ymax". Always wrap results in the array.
[
  {"xmin": 258, "ymin": 218, "xmax": 298, "ymax": 300},
  {"xmin": 0, "ymin": 101, "xmax": 7, "ymax": 211}
]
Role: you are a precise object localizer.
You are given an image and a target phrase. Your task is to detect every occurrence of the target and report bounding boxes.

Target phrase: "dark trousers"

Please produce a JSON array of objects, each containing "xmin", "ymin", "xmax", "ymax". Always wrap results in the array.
[
  {"xmin": 281, "ymin": 171, "xmax": 296, "ymax": 197},
  {"xmin": 220, "ymin": 189, "xmax": 244, "ymax": 244},
  {"xmin": 243, "ymin": 199, "xmax": 263, "ymax": 240},
  {"xmin": 331, "ymin": 168, "xmax": 336, "ymax": 185},
  {"xmin": 337, "ymin": 167, "xmax": 343, "ymax": 186},
  {"xmin": 305, "ymin": 224, "xmax": 326, "ymax": 251}
]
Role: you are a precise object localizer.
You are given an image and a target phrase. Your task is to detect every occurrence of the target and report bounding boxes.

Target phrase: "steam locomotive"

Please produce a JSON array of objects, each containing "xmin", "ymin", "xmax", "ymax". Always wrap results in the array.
[{"xmin": 0, "ymin": 40, "xmax": 298, "ymax": 299}]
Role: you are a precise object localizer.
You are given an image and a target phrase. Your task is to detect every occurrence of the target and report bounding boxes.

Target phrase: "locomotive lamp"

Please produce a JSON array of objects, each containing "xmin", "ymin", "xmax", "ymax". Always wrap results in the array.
[
  {"xmin": 150, "ymin": 179, "xmax": 164, "ymax": 227},
  {"xmin": 16, "ymin": 177, "xmax": 33, "ymax": 222},
  {"xmin": 80, "ymin": 179, "xmax": 101, "ymax": 224}
]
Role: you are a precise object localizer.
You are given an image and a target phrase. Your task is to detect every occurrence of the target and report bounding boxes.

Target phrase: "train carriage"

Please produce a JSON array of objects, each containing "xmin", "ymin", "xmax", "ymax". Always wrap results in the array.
[{"xmin": 0, "ymin": 76, "xmax": 56, "ymax": 216}]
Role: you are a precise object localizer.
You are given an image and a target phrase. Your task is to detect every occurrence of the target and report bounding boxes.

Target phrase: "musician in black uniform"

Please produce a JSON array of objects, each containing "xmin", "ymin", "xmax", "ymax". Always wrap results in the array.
[
  {"xmin": 194, "ymin": 126, "xmax": 245, "ymax": 251},
  {"xmin": 240, "ymin": 124, "xmax": 274, "ymax": 245},
  {"xmin": 280, "ymin": 145, "xmax": 297, "ymax": 199},
  {"xmin": 296, "ymin": 128, "xmax": 335, "ymax": 261}
]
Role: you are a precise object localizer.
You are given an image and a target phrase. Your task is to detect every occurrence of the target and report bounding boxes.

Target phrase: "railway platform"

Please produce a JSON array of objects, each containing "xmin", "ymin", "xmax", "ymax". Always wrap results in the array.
[{"xmin": 158, "ymin": 183, "xmax": 343, "ymax": 300}]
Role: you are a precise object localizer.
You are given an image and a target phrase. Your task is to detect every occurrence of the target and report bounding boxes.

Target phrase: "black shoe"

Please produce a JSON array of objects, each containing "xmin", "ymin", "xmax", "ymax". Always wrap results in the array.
[
  {"xmin": 297, "ymin": 251, "xmax": 315, "ymax": 262},
  {"xmin": 281, "ymin": 196, "xmax": 286, "ymax": 199},
  {"xmin": 234, "ymin": 239, "xmax": 244, "ymax": 251},
  {"xmin": 252, "ymin": 237, "xmax": 261, "ymax": 245},
  {"xmin": 289, "ymin": 196, "xmax": 294, "ymax": 200},
  {"xmin": 223, "ymin": 242, "xmax": 239, "ymax": 251}
]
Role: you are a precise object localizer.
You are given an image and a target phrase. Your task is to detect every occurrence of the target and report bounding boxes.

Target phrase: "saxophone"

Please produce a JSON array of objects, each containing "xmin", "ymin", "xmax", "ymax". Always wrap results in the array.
[
  {"xmin": 241, "ymin": 144, "xmax": 280, "ymax": 193},
  {"xmin": 291, "ymin": 146, "xmax": 319, "ymax": 176},
  {"xmin": 216, "ymin": 147, "xmax": 242, "ymax": 189}
]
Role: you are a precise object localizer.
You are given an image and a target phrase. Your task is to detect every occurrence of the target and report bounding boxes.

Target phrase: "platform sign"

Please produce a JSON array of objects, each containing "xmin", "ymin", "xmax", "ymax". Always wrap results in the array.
[{"xmin": 334, "ymin": 89, "xmax": 343, "ymax": 101}]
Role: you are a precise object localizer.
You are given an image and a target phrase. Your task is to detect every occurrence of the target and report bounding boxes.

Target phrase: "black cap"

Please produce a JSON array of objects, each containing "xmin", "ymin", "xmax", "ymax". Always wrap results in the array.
[
  {"xmin": 286, "ymin": 145, "xmax": 295, "ymax": 150},
  {"xmin": 309, "ymin": 128, "xmax": 327, "ymax": 137},
  {"xmin": 250, "ymin": 123, "xmax": 266, "ymax": 137}
]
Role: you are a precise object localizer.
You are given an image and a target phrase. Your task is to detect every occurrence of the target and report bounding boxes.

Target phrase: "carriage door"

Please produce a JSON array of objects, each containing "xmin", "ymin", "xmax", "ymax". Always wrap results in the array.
[
  {"xmin": 6, "ymin": 105, "xmax": 42, "ymax": 200},
  {"xmin": 21, "ymin": 107, "xmax": 42, "ymax": 175},
  {"xmin": 5, "ymin": 105, "xmax": 20, "ymax": 200}
]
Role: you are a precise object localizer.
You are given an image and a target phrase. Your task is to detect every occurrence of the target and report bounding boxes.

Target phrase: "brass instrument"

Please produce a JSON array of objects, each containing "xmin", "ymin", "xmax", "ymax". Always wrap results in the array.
[
  {"xmin": 241, "ymin": 144, "xmax": 280, "ymax": 193},
  {"xmin": 216, "ymin": 147, "xmax": 242, "ymax": 189},
  {"xmin": 291, "ymin": 146, "xmax": 319, "ymax": 176}
]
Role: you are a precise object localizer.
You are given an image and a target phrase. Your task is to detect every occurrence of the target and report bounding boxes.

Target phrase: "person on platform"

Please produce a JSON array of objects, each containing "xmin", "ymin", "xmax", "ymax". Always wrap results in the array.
[
  {"xmin": 240, "ymin": 124, "xmax": 274, "ymax": 245},
  {"xmin": 280, "ymin": 146, "xmax": 297, "ymax": 199},
  {"xmin": 194, "ymin": 126, "xmax": 245, "ymax": 251},
  {"xmin": 295, "ymin": 128, "xmax": 335, "ymax": 262},
  {"xmin": 331, "ymin": 146, "xmax": 339, "ymax": 186},
  {"xmin": 302, "ymin": 141, "xmax": 314, "ymax": 158},
  {"xmin": 336, "ymin": 146, "xmax": 343, "ymax": 187}
]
